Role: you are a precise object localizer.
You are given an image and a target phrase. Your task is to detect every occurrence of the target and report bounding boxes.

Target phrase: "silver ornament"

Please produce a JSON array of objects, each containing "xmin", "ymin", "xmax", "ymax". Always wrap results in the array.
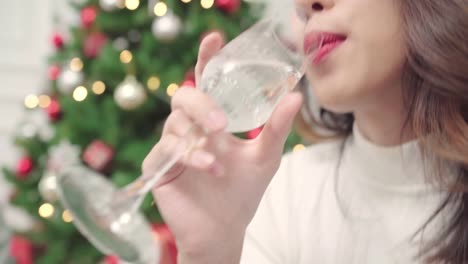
[
  {"xmin": 38, "ymin": 171, "xmax": 58, "ymax": 202},
  {"xmin": 48, "ymin": 140, "xmax": 82, "ymax": 172},
  {"xmin": 114, "ymin": 76, "xmax": 147, "ymax": 110},
  {"xmin": 128, "ymin": 30, "xmax": 141, "ymax": 43},
  {"xmin": 113, "ymin": 37, "xmax": 129, "ymax": 51},
  {"xmin": 151, "ymin": 13, "xmax": 183, "ymax": 42},
  {"xmin": 57, "ymin": 68, "xmax": 84, "ymax": 94}
]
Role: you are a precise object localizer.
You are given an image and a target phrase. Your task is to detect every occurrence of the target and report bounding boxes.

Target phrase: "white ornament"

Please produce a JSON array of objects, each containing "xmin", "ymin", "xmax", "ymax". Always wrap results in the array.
[
  {"xmin": 48, "ymin": 140, "xmax": 82, "ymax": 172},
  {"xmin": 57, "ymin": 68, "xmax": 84, "ymax": 94},
  {"xmin": 17, "ymin": 110, "xmax": 55, "ymax": 141},
  {"xmin": 17, "ymin": 122, "xmax": 39, "ymax": 140},
  {"xmin": 38, "ymin": 171, "xmax": 58, "ymax": 202},
  {"xmin": 151, "ymin": 13, "xmax": 183, "ymax": 42},
  {"xmin": 114, "ymin": 75, "xmax": 147, "ymax": 110},
  {"xmin": 99, "ymin": 0, "xmax": 122, "ymax": 11}
]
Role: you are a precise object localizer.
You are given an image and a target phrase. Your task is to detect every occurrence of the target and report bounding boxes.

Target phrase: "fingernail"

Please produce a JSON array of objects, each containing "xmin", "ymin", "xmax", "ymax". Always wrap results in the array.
[
  {"xmin": 205, "ymin": 110, "xmax": 227, "ymax": 132},
  {"xmin": 191, "ymin": 151, "xmax": 215, "ymax": 168}
]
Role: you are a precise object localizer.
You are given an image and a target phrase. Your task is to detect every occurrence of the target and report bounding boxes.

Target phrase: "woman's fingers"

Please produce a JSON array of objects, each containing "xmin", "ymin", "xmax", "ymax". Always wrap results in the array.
[
  {"xmin": 171, "ymin": 87, "xmax": 227, "ymax": 133},
  {"xmin": 195, "ymin": 32, "xmax": 225, "ymax": 84},
  {"xmin": 257, "ymin": 92, "xmax": 304, "ymax": 158},
  {"xmin": 162, "ymin": 109, "xmax": 193, "ymax": 137}
]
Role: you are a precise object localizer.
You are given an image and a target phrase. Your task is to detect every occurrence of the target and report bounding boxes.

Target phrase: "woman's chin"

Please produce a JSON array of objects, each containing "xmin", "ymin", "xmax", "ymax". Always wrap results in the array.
[
  {"xmin": 313, "ymin": 91, "xmax": 356, "ymax": 114},
  {"xmin": 309, "ymin": 76, "xmax": 357, "ymax": 114}
]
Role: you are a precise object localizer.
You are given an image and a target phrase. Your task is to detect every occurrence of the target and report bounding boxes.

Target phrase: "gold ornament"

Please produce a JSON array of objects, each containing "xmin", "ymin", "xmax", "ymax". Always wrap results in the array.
[{"xmin": 99, "ymin": 0, "xmax": 123, "ymax": 11}]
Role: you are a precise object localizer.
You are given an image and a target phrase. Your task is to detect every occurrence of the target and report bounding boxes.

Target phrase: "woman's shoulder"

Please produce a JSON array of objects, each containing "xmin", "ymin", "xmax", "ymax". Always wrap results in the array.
[{"xmin": 267, "ymin": 138, "xmax": 344, "ymax": 195}]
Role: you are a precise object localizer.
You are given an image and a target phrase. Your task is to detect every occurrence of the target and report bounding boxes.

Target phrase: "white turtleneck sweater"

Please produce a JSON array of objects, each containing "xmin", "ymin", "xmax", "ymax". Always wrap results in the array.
[{"xmin": 240, "ymin": 124, "xmax": 451, "ymax": 264}]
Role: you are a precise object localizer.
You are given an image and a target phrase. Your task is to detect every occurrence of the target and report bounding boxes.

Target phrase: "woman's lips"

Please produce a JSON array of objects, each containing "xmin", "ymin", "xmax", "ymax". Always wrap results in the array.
[
  {"xmin": 304, "ymin": 32, "xmax": 347, "ymax": 65},
  {"xmin": 312, "ymin": 39, "xmax": 345, "ymax": 64}
]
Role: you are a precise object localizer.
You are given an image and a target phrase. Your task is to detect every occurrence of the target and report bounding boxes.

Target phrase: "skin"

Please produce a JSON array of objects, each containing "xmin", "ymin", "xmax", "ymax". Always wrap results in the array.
[
  {"xmin": 147, "ymin": 0, "xmax": 412, "ymax": 262},
  {"xmin": 295, "ymin": 0, "xmax": 411, "ymax": 145}
]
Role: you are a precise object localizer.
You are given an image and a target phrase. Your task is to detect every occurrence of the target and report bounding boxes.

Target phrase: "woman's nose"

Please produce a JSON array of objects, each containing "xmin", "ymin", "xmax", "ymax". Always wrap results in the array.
[
  {"xmin": 295, "ymin": 0, "xmax": 335, "ymax": 23},
  {"xmin": 308, "ymin": 0, "xmax": 334, "ymax": 14}
]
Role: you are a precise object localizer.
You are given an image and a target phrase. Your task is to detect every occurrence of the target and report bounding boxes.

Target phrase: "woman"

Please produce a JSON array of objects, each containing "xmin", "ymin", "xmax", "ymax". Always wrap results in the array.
[{"xmin": 144, "ymin": 0, "xmax": 468, "ymax": 263}]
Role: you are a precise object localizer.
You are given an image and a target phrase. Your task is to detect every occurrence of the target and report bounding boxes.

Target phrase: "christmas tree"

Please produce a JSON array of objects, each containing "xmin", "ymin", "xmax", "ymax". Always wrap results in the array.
[{"xmin": 2, "ymin": 0, "xmax": 306, "ymax": 263}]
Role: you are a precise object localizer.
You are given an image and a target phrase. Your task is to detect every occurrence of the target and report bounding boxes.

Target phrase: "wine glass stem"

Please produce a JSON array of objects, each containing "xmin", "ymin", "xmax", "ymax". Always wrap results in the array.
[
  {"xmin": 110, "ymin": 35, "xmax": 326, "ymax": 214},
  {"xmin": 114, "ymin": 125, "xmax": 202, "ymax": 214}
]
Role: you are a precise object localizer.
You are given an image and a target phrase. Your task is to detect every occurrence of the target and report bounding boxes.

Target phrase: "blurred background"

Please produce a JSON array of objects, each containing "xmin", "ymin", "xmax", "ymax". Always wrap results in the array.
[{"xmin": 0, "ymin": 0, "xmax": 303, "ymax": 263}]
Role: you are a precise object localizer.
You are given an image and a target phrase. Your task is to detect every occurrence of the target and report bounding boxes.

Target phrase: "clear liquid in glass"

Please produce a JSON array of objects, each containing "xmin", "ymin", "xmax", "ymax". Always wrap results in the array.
[{"xmin": 202, "ymin": 59, "xmax": 302, "ymax": 132}]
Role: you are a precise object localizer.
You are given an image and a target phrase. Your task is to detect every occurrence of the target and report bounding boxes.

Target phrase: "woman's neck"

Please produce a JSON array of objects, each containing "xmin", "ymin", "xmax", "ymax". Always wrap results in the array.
[{"xmin": 353, "ymin": 86, "xmax": 416, "ymax": 147}]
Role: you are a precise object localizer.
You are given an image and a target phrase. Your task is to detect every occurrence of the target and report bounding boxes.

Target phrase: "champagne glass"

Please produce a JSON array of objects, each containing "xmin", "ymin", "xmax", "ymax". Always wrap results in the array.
[{"xmin": 57, "ymin": 19, "xmax": 323, "ymax": 263}]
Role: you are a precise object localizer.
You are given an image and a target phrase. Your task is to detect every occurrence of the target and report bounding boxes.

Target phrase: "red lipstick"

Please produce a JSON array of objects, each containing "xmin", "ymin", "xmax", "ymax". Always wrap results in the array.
[{"xmin": 304, "ymin": 32, "xmax": 347, "ymax": 64}]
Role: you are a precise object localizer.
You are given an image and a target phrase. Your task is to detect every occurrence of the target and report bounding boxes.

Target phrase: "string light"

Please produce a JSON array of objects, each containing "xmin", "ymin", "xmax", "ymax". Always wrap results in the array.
[
  {"xmin": 38, "ymin": 95, "xmax": 51, "ymax": 108},
  {"xmin": 120, "ymin": 50, "xmax": 133, "ymax": 64},
  {"xmin": 293, "ymin": 144, "xmax": 306, "ymax": 152},
  {"xmin": 24, "ymin": 94, "xmax": 39, "ymax": 109},
  {"xmin": 154, "ymin": 2, "xmax": 168, "ymax": 16},
  {"xmin": 181, "ymin": 0, "xmax": 192, "ymax": 3},
  {"xmin": 166, "ymin": 83, "xmax": 179, "ymax": 96},
  {"xmin": 125, "ymin": 0, "xmax": 140, "ymax": 10},
  {"xmin": 147, "ymin": 76, "xmax": 161, "ymax": 91},
  {"xmin": 38, "ymin": 203, "xmax": 55, "ymax": 218},
  {"xmin": 73, "ymin": 86, "xmax": 88, "ymax": 102},
  {"xmin": 92, "ymin": 81, "xmax": 106, "ymax": 95},
  {"xmin": 62, "ymin": 210, "xmax": 73, "ymax": 223},
  {"xmin": 201, "ymin": 0, "xmax": 214, "ymax": 9},
  {"xmin": 70, "ymin": 57, "xmax": 83, "ymax": 72}
]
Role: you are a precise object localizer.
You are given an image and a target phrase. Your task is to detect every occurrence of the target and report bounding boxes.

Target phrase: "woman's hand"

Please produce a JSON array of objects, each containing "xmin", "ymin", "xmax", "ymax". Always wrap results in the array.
[{"xmin": 145, "ymin": 32, "xmax": 303, "ymax": 263}]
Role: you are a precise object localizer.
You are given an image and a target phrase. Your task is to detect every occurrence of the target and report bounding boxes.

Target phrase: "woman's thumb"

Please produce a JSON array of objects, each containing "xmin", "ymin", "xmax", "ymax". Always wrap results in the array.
[{"xmin": 258, "ymin": 92, "xmax": 304, "ymax": 155}]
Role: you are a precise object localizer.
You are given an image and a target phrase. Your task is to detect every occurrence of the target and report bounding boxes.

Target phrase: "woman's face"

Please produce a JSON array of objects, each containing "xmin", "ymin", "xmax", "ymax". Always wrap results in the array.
[{"xmin": 294, "ymin": 0, "xmax": 407, "ymax": 113}]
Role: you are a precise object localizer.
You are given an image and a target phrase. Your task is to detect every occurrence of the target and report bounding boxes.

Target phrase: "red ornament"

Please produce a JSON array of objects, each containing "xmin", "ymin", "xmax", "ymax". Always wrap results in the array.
[
  {"xmin": 152, "ymin": 224, "xmax": 177, "ymax": 264},
  {"xmin": 48, "ymin": 65, "xmax": 61, "ymax": 81},
  {"xmin": 81, "ymin": 7, "xmax": 98, "ymax": 29},
  {"xmin": 104, "ymin": 255, "xmax": 120, "ymax": 264},
  {"xmin": 102, "ymin": 225, "xmax": 177, "ymax": 264},
  {"xmin": 181, "ymin": 79, "xmax": 195, "ymax": 88},
  {"xmin": 184, "ymin": 70, "xmax": 195, "ymax": 82},
  {"xmin": 246, "ymin": 126, "xmax": 263, "ymax": 139},
  {"xmin": 47, "ymin": 98, "xmax": 62, "ymax": 121},
  {"xmin": 16, "ymin": 157, "xmax": 34, "ymax": 179},
  {"xmin": 83, "ymin": 140, "xmax": 114, "ymax": 171},
  {"xmin": 215, "ymin": 0, "xmax": 241, "ymax": 14},
  {"xmin": 52, "ymin": 33, "xmax": 64, "ymax": 49},
  {"xmin": 184, "ymin": 69, "xmax": 196, "ymax": 82},
  {"xmin": 83, "ymin": 32, "xmax": 108, "ymax": 58},
  {"xmin": 182, "ymin": 69, "xmax": 197, "ymax": 88},
  {"xmin": 10, "ymin": 236, "xmax": 33, "ymax": 264}
]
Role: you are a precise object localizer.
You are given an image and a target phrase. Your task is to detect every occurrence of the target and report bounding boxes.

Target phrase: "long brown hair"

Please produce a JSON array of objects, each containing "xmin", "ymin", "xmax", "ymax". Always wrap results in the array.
[{"xmin": 295, "ymin": 1, "xmax": 468, "ymax": 263}]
